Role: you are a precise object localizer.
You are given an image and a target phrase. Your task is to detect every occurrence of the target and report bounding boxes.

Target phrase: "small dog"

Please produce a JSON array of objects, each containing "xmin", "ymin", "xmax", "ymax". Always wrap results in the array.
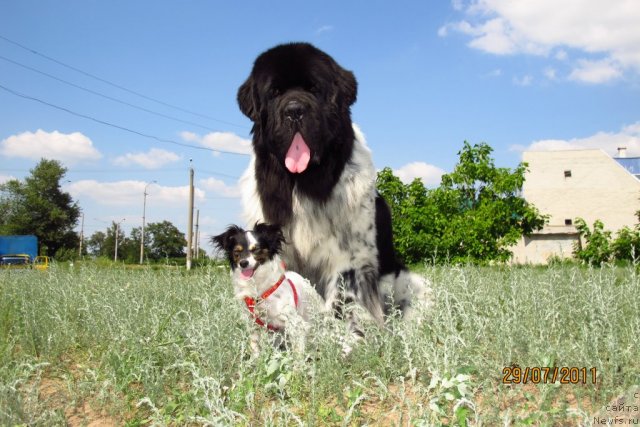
[{"xmin": 212, "ymin": 223, "xmax": 324, "ymax": 354}]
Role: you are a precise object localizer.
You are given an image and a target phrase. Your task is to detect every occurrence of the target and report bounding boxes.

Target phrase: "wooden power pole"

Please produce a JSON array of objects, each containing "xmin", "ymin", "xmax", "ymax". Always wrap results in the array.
[
  {"xmin": 186, "ymin": 164, "xmax": 194, "ymax": 270},
  {"xmin": 194, "ymin": 209, "xmax": 200, "ymax": 260}
]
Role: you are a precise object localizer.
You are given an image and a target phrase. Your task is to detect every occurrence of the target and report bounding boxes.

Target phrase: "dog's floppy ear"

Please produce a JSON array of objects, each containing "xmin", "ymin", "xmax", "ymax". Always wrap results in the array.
[
  {"xmin": 237, "ymin": 76, "xmax": 259, "ymax": 121},
  {"xmin": 211, "ymin": 225, "xmax": 242, "ymax": 252},
  {"xmin": 333, "ymin": 66, "xmax": 357, "ymax": 107},
  {"xmin": 253, "ymin": 222, "xmax": 286, "ymax": 254}
]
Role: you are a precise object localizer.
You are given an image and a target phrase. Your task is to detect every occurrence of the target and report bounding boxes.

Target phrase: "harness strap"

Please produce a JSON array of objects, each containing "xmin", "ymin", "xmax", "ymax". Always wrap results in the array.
[{"xmin": 244, "ymin": 274, "xmax": 299, "ymax": 332}]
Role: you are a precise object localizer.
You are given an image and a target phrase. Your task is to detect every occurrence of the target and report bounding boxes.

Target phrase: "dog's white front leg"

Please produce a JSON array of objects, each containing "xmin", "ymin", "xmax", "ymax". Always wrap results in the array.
[{"xmin": 250, "ymin": 331, "xmax": 261, "ymax": 357}]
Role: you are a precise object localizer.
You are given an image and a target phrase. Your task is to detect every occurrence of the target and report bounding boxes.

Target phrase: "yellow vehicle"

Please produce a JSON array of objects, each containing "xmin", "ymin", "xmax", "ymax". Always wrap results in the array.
[{"xmin": 33, "ymin": 256, "xmax": 49, "ymax": 270}]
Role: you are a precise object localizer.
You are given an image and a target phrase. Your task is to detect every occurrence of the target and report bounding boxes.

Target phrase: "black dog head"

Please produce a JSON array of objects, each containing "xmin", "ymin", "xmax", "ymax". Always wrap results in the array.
[{"xmin": 237, "ymin": 43, "xmax": 358, "ymax": 175}]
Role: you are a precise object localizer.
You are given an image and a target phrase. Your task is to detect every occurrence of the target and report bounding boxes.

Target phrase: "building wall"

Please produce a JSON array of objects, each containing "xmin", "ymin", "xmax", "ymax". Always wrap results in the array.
[
  {"xmin": 511, "ymin": 230, "xmax": 579, "ymax": 264},
  {"xmin": 511, "ymin": 149, "xmax": 640, "ymax": 264}
]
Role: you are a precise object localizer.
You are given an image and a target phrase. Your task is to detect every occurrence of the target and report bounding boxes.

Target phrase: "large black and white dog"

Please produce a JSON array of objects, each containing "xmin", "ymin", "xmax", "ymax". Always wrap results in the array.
[{"xmin": 238, "ymin": 42, "xmax": 431, "ymax": 331}]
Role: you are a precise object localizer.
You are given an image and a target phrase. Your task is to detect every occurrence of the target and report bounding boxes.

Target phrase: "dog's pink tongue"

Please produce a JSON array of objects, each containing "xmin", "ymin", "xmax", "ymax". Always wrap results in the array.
[
  {"xmin": 285, "ymin": 133, "xmax": 311, "ymax": 173},
  {"xmin": 240, "ymin": 268, "xmax": 254, "ymax": 280}
]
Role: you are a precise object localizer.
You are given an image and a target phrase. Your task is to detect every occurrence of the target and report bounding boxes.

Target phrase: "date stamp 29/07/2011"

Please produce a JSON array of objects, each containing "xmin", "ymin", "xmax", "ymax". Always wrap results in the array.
[{"xmin": 502, "ymin": 366, "xmax": 597, "ymax": 385}]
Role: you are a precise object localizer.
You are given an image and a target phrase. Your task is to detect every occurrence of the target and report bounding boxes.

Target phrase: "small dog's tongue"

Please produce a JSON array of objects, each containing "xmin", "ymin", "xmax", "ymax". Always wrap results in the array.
[
  {"xmin": 240, "ymin": 268, "xmax": 254, "ymax": 280},
  {"xmin": 285, "ymin": 133, "xmax": 311, "ymax": 173}
]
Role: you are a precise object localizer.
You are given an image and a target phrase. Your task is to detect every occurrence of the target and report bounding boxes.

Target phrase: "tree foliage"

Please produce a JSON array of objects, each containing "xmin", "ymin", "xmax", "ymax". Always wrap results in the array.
[
  {"xmin": 87, "ymin": 231, "xmax": 107, "ymax": 257},
  {"xmin": 144, "ymin": 221, "xmax": 186, "ymax": 260},
  {"xmin": 377, "ymin": 141, "xmax": 546, "ymax": 264},
  {"xmin": 0, "ymin": 159, "xmax": 80, "ymax": 256},
  {"xmin": 574, "ymin": 212, "xmax": 640, "ymax": 265},
  {"xmin": 87, "ymin": 221, "xmax": 185, "ymax": 262},
  {"xmin": 573, "ymin": 219, "xmax": 613, "ymax": 265}
]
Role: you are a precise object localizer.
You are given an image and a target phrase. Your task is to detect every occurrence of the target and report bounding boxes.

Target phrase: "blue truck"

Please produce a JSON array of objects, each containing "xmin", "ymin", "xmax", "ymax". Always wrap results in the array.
[{"xmin": 0, "ymin": 235, "xmax": 49, "ymax": 269}]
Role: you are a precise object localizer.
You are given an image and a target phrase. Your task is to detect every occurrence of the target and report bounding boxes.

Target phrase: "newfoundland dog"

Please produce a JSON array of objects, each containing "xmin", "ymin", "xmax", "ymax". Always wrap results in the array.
[{"xmin": 237, "ymin": 42, "xmax": 431, "ymax": 333}]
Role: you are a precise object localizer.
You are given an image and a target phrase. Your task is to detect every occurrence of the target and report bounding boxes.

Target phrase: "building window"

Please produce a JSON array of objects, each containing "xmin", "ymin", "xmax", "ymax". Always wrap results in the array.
[
  {"xmin": 564, "ymin": 170, "xmax": 572, "ymax": 178},
  {"xmin": 564, "ymin": 219, "xmax": 573, "ymax": 226}
]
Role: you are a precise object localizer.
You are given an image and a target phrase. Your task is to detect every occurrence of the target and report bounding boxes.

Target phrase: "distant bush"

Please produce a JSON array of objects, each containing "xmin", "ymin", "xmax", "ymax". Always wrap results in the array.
[
  {"xmin": 574, "ymin": 214, "xmax": 640, "ymax": 265},
  {"xmin": 612, "ymin": 225, "xmax": 640, "ymax": 262},
  {"xmin": 55, "ymin": 247, "xmax": 79, "ymax": 262},
  {"xmin": 573, "ymin": 219, "xmax": 613, "ymax": 265}
]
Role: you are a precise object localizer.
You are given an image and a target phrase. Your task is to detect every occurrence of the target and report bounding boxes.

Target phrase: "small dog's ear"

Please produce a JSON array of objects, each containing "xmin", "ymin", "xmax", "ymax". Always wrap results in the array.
[
  {"xmin": 237, "ymin": 76, "xmax": 258, "ymax": 121},
  {"xmin": 211, "ymin": 225, "xmax": 240, "ymax": 252},
  {"xmin": 211, "ymin": 231, "xmax": 228, "ymax": 252},
  {"xmin": 253, "ymin": 222, "xmax": 286, "ymax": 254}
]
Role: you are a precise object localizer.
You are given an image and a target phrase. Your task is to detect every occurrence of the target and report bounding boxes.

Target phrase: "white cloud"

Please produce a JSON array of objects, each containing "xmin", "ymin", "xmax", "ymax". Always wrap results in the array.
[
  {"xmin": 511, "ymin": 121, "xmax": 640, "ymax": 156},
  {"xmin": 0, "ymin": 129, "xmax": 102, "ymax": 163},
  {"xmin": 316, "ymin": 25, "xmax": 334, "ymax": 35},
  {"xmin": 394, "ymin": 162, "xmax": 445, "ymax": 187},
  {"xmin": 543, "ymin": 67, "xmax": 557, "ymax": 80},
  {"xmin": 199, "ymin": 177, "xmax": 239, "ymax": 198},
  {"xmin": 452, "ymin": 0, "xmax": 465, "ymax": 11},
  {"xmin": 441, "ymin": 0, "xmax": 640, "ymax": 83},
  {"xmin": 66, "ymin": 180, "xmax": 205, "ymax": 206},
  {"xmin": 513, "ymin": 74, "xmax": 533, "ymax": 86},
  {"xmin": 180, "ymin": 131, "xmax": 199, "ymax": 143},
  {"xmin": 179, "ymin": 131, "xmax": 252, "ymax": 156},
  {"xmin": 114, "ymin": 148, "xmax": 181, "ymax": 169},
  {"xmin": 568, "ymin": 58, "xmax": 622, "ymax": 84},
  {"xmin": 555, "ymin": 50, "xmax": 568, "ymax": 61}
]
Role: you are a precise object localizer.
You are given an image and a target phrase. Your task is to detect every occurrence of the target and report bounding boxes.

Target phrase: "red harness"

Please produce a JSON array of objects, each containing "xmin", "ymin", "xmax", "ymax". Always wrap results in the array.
[{"xmin": 244, "ymin": 273, "xmax": 299, "ymax": 332}]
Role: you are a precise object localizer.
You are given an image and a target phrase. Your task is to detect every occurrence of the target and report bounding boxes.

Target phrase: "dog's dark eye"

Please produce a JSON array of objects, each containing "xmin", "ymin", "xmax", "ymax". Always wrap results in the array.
[{"xmin": 269, "ymin": 88, "xmax": 280, "ymax": 97}]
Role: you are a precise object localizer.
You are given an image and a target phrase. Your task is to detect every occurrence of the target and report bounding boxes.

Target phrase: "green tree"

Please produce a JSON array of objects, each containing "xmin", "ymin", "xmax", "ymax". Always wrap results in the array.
[
  {"xmin": 0, "ymin": 159, "xmax": 80, "ymax": 256},
  {"xmin": 612, "ymin": 226, "xmax": 640, "ymax": 262},
  {"xmin": 377, "ymin": 141, "xmax": 546, "ymax": 264},
  {"xmin": 573, "ymin": 218, "xmax": 613, "ymax": 265},
  {"xmin": 87, "ymin": 231, "xmax": 107, "ymax": 257},
  {"xmin": 129, "ymin": 226, "xmax": 152, "ymax": 263},
  {"xmin": 146, "ymin": 221, "xmax": 186, "ymax": 260},
  {"xmin": 101, "ymin": 221, "xmax": 128, "ymax": 261}
]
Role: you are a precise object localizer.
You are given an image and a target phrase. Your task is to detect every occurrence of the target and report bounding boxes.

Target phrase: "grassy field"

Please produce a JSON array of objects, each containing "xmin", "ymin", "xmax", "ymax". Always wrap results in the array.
[{"xmin": 0, "ymin": 263, "xmax": 638, "ymax": 426}]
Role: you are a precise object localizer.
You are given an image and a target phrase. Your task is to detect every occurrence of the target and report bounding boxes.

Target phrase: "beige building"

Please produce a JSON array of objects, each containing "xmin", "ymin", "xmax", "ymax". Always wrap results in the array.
[{"xmin": 511, "ymin": 149, "xmax": 640, "ymax": 264}]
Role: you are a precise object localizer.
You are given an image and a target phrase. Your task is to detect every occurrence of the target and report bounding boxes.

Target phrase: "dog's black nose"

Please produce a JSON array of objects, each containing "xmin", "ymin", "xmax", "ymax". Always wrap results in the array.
[
  {"xmin": 239, "ymin": 260, "xmax": 249, "ymax": 268},
  {"xmin": 284, "ymin": 101, "xmax": 305, "ymax": 121}
]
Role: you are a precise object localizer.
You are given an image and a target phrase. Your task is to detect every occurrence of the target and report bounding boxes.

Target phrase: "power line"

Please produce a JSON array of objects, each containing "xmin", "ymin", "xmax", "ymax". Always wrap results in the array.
[
  {"xmin": 1, "ymin": 168, "xmax": 240, "ymax": 180},
  {"xmin": 0, "ymin": 34, "xmax": 248, "ymax": 130},
  {"xmin": 0, "ymin": 83, "xmax": 252, "ymax": 156},
  {"xmin": 1, "ymin": 167, "xmax": 184, "ymax": 173},
  {"xmin": 0, "ymin": 54, "xmax": 248, "ymax": 136}
]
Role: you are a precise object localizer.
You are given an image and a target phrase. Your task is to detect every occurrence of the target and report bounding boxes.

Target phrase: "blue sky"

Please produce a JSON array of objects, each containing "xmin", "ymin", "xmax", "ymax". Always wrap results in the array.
[{"xmin": 1, "ymin": 1, "xmax": 640, "ymax": 253}]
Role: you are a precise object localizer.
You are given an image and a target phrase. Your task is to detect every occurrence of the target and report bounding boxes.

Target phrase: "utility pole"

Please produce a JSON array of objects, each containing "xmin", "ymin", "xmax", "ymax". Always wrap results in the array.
[
  {"xmin": 114, "ymin": 218, "xmax": 125, "ymax": 262},
  {"xmin": 186, "ymin": 162, "xmax": 194, "ymax": 270},
  {"xmin": 194, "ymin": 209, "xmax": 200, "ymax": 260},
  {"xmin": 78, "ymin": 211, "xmax": 84, "ymax": 257},
  {"xmin": 140, "ymin": 180, "xmax": 156, "ymax": 264}
]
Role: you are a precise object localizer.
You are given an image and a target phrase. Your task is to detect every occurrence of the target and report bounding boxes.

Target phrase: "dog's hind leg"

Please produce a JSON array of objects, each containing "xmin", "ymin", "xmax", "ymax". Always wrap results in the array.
[{"xmin": 380, "ymin": 270, "xmax": 434, "ymax": 322}]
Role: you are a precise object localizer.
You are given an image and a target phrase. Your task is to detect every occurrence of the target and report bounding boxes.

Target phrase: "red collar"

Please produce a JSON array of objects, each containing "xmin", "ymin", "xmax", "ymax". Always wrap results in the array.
[{"xmin": 244, "ymin": 273, "xmax": 299, "ymax": 331}]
